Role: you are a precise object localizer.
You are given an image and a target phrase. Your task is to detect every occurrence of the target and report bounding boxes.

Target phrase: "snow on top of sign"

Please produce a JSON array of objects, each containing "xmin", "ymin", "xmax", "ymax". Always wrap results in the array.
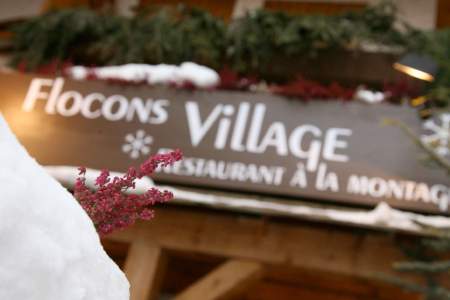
[
  {"xmin": 0, "ymin": 116, "xmax": 129, "ymax": 300},
  {"xmin": 46, "ymin": 166, "xmax": 450, "ymax": 234},
  {"xmin": 355, "ymin": 87, "xmax": 386, "ymax": 104},
  {"xmin": 67, "ymin": 62, "xmax": 220, "ymax": 88},
  {"xmin": 45, "ymin": 166, "xmax": 155, "ymax": 191}
]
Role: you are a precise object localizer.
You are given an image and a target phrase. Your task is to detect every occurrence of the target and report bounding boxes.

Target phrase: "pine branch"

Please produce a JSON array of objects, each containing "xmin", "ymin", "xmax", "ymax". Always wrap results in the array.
[
  {"xmin": 424, "ymin": 238, "xmax": 450, "ymax": 252},
  {"xmin": 394, "ymin": 260, "xmax": 450, "ymax": 274},
  {"xmin": 383, "ymin": 118, "xmax": 450, "ymax": 174},
  {"xmin": 382, "ymin": 275, "xmax": 450, "ymax": 300},
  {"xmin": 382, "ymin": 275, "xmax": 427, "ymax": 294}
]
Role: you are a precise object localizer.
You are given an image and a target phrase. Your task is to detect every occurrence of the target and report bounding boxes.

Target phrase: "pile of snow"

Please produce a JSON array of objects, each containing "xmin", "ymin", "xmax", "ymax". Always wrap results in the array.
[
  {"xmin": 0, "ymin": 115, "xmax": 129, "ymax": 300},
  {"xmin": 67, "ymin": 62, "xmax": 220, "ymax": 88},
  {"xmin": 355, "ymin": 87, "xmax": 385, "ymax": 104}
]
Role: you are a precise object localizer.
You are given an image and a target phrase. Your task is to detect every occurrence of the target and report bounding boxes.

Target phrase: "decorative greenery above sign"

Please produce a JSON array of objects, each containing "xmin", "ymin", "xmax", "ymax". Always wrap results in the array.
[
  {"xmin": 9, "ymin": 2, "xmax": 406, "ymax": 71},
  {"xmin": 9, "ymin": 2, "xmax": 449, "ymax": 108},
  {"xmin": 0, "ymin": 72, "xmax": 448, "ymax": 215}
]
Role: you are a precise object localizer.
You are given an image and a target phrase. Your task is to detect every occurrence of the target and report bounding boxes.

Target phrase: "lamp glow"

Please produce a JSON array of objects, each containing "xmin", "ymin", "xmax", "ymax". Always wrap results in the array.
[
  {"xmin": 393, "ymin": 63, "xmax": 434, "ymax": 82},
  {"xmin": 393, "ymin": 53, "xmax": 438, "ymax": 82},
  {"xmin": 410, "ymin": 96, "xmax": 427, "ymax": 107}
]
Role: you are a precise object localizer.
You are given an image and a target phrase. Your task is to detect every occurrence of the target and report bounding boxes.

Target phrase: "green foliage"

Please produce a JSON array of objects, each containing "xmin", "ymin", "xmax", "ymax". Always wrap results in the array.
[
  {"xmin": 405, "ymin": 28, "xmax": 450, "ymax": 108},
  {"xmin": 392, "ymin": 234, "xmax": 450, "ymax": 300},
  {"xmin": 429, "ymin": 86, "xmax": 450, "ymax": 108},
  {"xmin": 343, "ymin": 0, "xmax": 406, "ymax": 44},
  {"xmin": 11, "ymin": 1, "xmax": 408, "ymax": 71},
  {"xmin": 425, "ymin": 29, "xmax": 450, "ymax": 108},
  {"xmin": 411, "ymin": 29, "xmax": 450, "ymax": 83},
  {"xmin": 11, "ymin": 6, "xmax": 226, "ymax": 69},
  {"xmin": 226, "ymin": 10, "xmax": 289, "ymax": 73},
  {"xmin": 177, "ymin": 8, "xmax": 226, "ymax": 68},
  {"xmin": 227, "ymin": 1, "xmax": 406, "ymax": 73},
  {"xmin": 11, "ymin": 8, "xmax": 103, "ymax": 69},
  {"xmin": 8, "ymin": 1, "xmax": 450, "ymax": 107}
]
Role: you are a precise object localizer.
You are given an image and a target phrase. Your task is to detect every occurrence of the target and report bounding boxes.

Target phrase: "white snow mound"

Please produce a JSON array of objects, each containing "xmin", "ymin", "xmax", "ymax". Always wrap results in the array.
[
  {"xmin": 67, "ymin": 62, "xmax": 220, "ymax": 88},
  {"xmin": 0, "ymin": 115, "xmax": 129, "ymax": 300}
]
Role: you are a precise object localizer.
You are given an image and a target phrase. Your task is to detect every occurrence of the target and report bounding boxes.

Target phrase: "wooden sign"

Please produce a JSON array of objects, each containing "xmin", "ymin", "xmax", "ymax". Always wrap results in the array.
[{"xmin": 0, "ymin": 72, "xmax": 448, "ymax": 214}]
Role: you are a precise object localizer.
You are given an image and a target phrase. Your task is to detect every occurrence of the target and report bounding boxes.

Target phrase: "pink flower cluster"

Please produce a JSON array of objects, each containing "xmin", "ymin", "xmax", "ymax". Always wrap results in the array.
[{"xmin": 74, "ymin": 149, "xmax": 182, "ymax": 236}]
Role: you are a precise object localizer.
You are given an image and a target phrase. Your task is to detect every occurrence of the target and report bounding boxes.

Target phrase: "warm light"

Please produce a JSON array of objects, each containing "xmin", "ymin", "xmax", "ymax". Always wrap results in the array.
[
  {"xmin": 393, "ymin": 62, "xmax": 434, "ymax": 82},
  {"xmin": 410, "ymin": 96, "xmax": 427, "ymax": 107}
]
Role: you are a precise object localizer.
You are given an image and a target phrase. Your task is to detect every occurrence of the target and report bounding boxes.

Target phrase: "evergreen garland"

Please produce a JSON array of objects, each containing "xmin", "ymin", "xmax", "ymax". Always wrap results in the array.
[
  {"xmin": 410, "ymin": 29, "xmax": 450, "ymax": 108},
  {"xmin": 11, "ymin": 6, "xmax": 225, "ymax": 69},
  {"xmin": 10, "ymin": 2, "xmax": 406, "ymax": 71},
  {"xmin": 8, "ymin": 1, "xmax": 449, "ymax": 107},
  {"xmin": 11, "ymin": 8, "xmax": 102, "ymax": 69},
  {"xmin": 227, "ymin": 1, "xmax": 405, "ymax": 73}
]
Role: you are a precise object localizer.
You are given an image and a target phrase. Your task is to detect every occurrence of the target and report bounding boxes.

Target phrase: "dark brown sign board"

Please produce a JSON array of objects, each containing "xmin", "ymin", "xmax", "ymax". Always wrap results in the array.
[{"xmin": 0, "ymin": 72, "xmax": 448, "ymax": 214}]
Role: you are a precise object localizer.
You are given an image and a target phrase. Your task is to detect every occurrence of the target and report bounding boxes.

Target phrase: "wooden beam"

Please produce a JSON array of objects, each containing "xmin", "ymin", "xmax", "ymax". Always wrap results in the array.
[
  {"xmin": 174, "ymin": 259, "xmax": 264, "ymax": 300},
  {"xmin": 124, "ymin": 236, "xmax": 167, "ymax": 300},
  {"xmin": 108, "ymin": 207, "xmax": 416, "ymax": 282},
  {"xmin": 437, "ymin": 0, "xmax": 450, "ymax": 28},
  {"xmin": 246, "ymin": 281, "xmax": 361, "ymax": 300},
  {"xmin": 244, "ymin": 280, "xmax": 421, "ymax": 300},
  {"xmin": 232, "ymin": 0, "xmax": 265, "ymax": 19},
  {"xmin": 264, "ymin": 1, "xmax": 366, "ymax": 16}
]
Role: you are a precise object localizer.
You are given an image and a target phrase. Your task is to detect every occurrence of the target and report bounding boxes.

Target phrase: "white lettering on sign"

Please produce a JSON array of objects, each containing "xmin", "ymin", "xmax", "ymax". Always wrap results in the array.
[
  {"xmin": 22, "ymin": 78, "xmax": 169, "ymax": 124},
  {"xmin": 185, "ymin": 101, "xmax": 353, "ymax": 172},
  {"xmin": 156, "ymin": 154, "xmax": 286, "ymax": 186},
  {"xmin": 18, "ymin": 76, "xmax": 450, "ymax": 213},
  {"xmin": 347, "ymin": 175, "xmax": 450, "ymax": 211}
]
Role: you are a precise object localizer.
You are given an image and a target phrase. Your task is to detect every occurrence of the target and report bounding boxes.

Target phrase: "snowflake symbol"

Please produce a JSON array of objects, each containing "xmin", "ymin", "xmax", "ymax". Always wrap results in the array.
[
  {"xmin": 421, "ymin": 113, "xmax": 450, "ymax": 157},
  {"xmin": 122, "ymin": 130, "xmax": 153, "ymax": 159}
]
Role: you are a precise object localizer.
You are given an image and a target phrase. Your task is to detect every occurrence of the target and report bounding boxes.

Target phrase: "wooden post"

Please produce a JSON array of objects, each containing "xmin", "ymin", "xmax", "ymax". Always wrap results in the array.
[
  {"xmin": 124, "ymin": 236, "xmax": 167, "ymax": 300},
  {"xmin": 174, "ymin": 259, "xmax": 264, "ymax": 300}
]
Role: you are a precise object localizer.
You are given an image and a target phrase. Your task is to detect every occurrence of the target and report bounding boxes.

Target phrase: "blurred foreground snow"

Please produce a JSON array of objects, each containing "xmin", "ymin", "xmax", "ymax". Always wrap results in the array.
[{"xmin": 0, "ymin": 115, "xmax": 129, "ymax": 300}]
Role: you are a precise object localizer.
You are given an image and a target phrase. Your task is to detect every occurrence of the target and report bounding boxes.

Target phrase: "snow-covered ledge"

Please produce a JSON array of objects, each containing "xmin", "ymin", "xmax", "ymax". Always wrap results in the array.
[{"xmin": 45, "ymin": 166, "xmax": 450, "ymax": 236}]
